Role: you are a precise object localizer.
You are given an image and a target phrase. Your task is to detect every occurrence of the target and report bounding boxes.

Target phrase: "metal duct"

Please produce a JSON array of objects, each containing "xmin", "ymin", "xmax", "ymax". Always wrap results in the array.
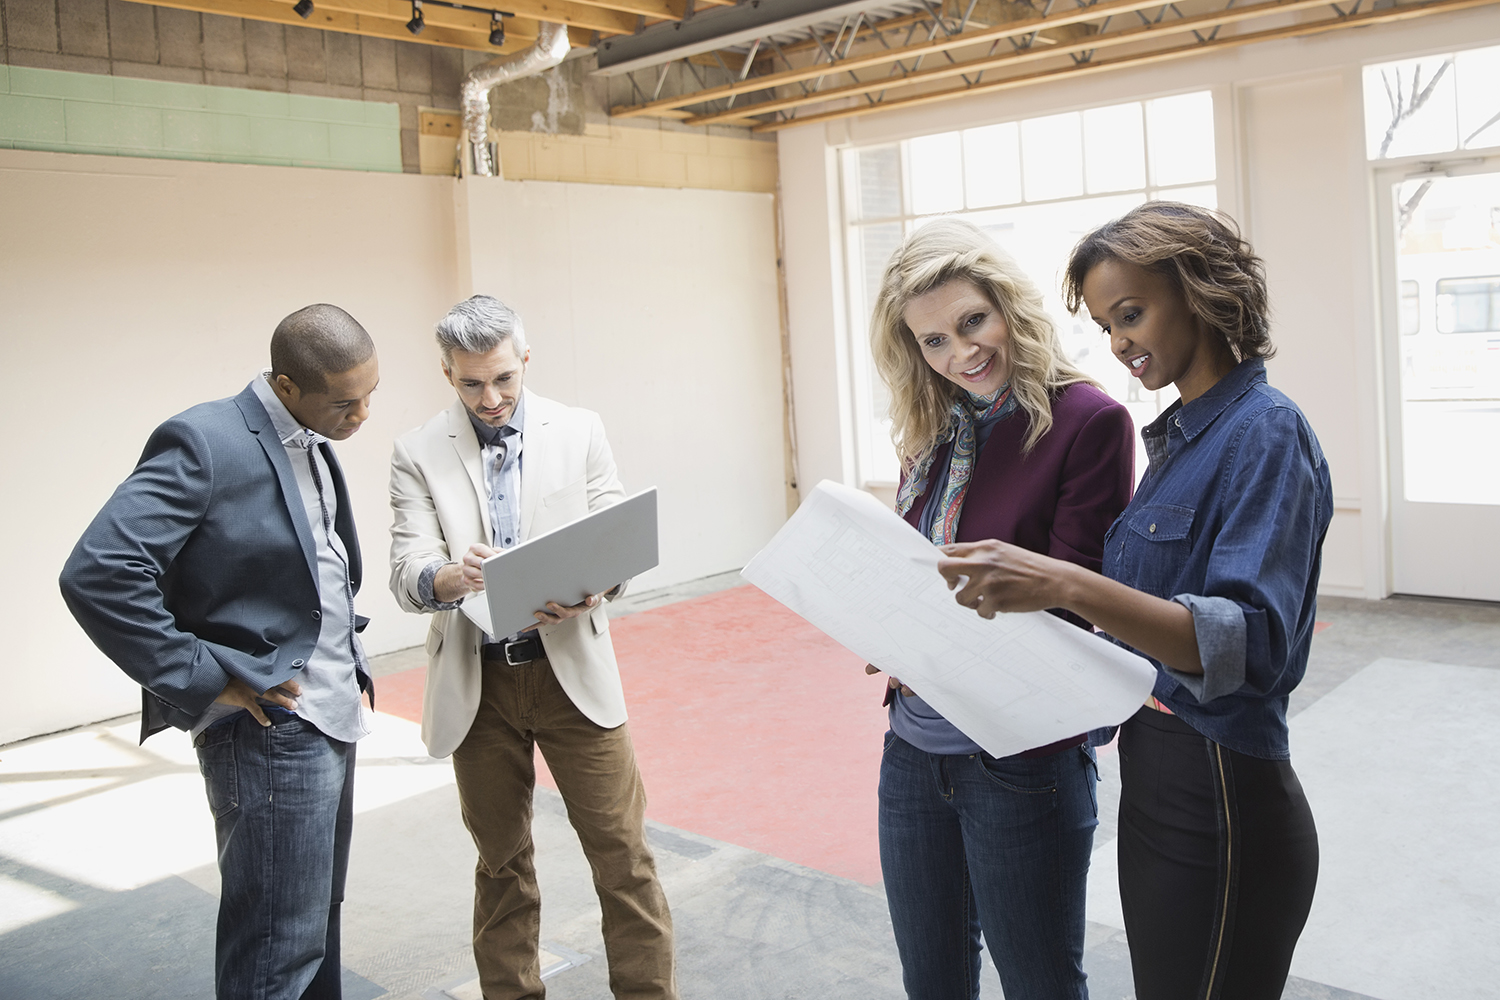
[{"xmin": 461, "ymin": 20, "xmax": 570, "ymax": 177}]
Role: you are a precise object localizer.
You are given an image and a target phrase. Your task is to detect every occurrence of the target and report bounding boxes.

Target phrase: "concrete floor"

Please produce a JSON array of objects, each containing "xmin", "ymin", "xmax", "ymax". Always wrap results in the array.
[{"xmin": 2, "ymin": 585, "xmax": 1497, "ymax": 1000}]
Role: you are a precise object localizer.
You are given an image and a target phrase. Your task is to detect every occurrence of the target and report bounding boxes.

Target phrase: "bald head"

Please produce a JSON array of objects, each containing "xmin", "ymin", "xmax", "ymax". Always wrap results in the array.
[{"xmin": 270, "ymin": 304, "xmax": 375, "ymax": 395}]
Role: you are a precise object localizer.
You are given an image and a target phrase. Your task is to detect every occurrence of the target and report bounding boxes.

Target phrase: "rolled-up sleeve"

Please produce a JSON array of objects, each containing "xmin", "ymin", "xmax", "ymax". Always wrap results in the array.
[
  {"xmin": 1168, "ymin": 594, "xmax": 1246, "ymax": 700},
  {"xmin": 1183, "ymin": 405, "xmax": 1326, "ymax": 702},
  {"xmin": 416, "ymin": 559, "xmax": 463, "ymax": 612}
]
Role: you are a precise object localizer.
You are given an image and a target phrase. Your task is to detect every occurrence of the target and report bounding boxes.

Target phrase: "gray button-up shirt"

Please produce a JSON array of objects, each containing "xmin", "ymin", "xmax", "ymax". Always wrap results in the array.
[
  {"xmin": 416, "ymin": 395, "xmax": 526, "ymax": 644},
  {"xmin": 191, "ymin": 375, "xmax": 370, "ymax": 742}
]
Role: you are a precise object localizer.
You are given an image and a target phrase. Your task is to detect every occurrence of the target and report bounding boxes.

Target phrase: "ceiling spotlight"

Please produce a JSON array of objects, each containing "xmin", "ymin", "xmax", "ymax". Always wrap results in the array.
[
  {"xmin": 292, "ymin": 0, "xmax": 313, "ymax": 16},
  {"xmin": 406, "ymin": 0, "xmax": 425, "ymax": 35},
  {"xmin": 488, "ymin": 11, "xmax": 505, "ymax": 46}
]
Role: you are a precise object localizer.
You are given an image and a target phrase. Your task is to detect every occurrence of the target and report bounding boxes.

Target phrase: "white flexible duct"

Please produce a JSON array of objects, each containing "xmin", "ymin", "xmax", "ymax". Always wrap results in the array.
[{"xmin": 461, "ymin": 20, "xmax": 570, "ymax": 177}]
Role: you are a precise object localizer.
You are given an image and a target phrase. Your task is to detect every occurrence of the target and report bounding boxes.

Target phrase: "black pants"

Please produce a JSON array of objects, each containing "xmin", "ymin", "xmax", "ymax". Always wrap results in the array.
[{"xmin": 1118, "ymin": 707, "xmax": 1319, "ymax": 1000}]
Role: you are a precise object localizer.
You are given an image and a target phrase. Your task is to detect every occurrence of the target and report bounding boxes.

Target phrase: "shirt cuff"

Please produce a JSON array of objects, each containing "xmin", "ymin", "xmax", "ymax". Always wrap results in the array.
[
  {"xmin": 418, "ymin": 560, "xmax": 463, "ymax": 612},
  {"xmin": 1167, "ymin": 594, "xmax": 1246, "ymax": 702}
]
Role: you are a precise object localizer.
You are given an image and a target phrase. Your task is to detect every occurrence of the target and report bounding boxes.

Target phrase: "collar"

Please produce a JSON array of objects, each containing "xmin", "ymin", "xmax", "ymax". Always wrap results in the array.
[
  {"xmin": 251, "ymin": 371, "xmax": 328, "ymax": 450},
  {"xmin": 1142, "ymin": 358, "xmax": 1267, "ymax": 444},
  {"xmin": 467, "ymin": 391, "xmax": 526, "ymax": 447}
]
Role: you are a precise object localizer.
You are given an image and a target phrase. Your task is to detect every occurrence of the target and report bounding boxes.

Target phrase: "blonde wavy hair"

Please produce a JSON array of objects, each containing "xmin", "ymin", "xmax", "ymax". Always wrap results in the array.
[{"xmin": 871, "ymin": 217, "xmax": 1098, "ymax": 464}]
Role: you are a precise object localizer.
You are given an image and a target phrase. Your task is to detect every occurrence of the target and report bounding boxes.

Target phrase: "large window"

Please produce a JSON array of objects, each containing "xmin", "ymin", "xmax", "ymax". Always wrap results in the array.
[
  {"xmin": 842, "ymin": 91, "xmax": 1218, "ymax": 486},
  {"xmin": 1362, "ymin": 43, "xmax": 1500, "ymax": 161}
]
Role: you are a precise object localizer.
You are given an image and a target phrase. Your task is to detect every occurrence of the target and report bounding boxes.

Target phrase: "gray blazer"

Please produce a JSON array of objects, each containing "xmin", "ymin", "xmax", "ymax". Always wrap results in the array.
[{"xmin": 60, "ymin": 382, "xmax": 369, "ymax": 742}]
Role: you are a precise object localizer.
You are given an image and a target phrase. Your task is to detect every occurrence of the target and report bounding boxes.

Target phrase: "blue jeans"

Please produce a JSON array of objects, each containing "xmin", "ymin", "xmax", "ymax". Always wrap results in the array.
[
  {"xmin": 196, "ymin": 710, "xmax": 356, "ymax": 1000},
  {"xmin": 878, "ymin": 733, "xmax": 1098, "ymax": 1000}
]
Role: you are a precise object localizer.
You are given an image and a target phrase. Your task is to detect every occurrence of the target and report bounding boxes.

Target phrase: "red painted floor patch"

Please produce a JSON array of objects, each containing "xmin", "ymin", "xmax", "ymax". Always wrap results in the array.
[
  {"xmin": 611, "ymin": 585, "xmax": 886, "ymax": 885},
  {"xmin": 375, "ymin": 585, "xmax": 889, "ymax": 885}
]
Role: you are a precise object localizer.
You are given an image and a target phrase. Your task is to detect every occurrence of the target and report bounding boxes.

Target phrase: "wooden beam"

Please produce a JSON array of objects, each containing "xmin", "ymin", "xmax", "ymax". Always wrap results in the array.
[
  {"xmin": 576, "ymin": 0, "xmax": 686, "ymax": 20},
  {"xmin": 608, "ymin": 0, "xmax": 1175, "ymax": 117},
  {"xmin": 278, "ymin": 0, "xmax": 637, "ymax": 34},
  {"xmin": 752, "ymin": 0, "xmax": 1500, "ymax": 131},
  {"xmin": 131, "ymin": 0, "xmax": 521, "ymax": 50},
  {"xmin": 683, "ymin": 0, "xmax": 1334, "ymax": 125}
]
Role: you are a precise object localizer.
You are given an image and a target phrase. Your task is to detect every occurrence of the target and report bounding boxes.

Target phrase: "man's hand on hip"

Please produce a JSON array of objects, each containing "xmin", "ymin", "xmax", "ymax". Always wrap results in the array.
[
  {"xmin": 214, "ymin": 676, "xmax": 302, "ymax": 728},
  {"xmin": 434, "ymin": 543, "xmax": 498, "ymax": 603}
]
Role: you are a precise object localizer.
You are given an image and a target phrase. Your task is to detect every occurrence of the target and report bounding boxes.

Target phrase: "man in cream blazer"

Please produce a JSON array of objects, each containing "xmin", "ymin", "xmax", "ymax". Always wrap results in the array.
[{"xmin": 389, "ymin": 295, "xmax": 675, "ymax": 1000}]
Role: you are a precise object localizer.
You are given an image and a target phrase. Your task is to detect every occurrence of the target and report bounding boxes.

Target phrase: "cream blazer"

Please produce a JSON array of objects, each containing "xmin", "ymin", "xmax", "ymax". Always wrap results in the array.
[{"xmin": 389, "ymin": 389, "xmax": 629, "ymax": 758}]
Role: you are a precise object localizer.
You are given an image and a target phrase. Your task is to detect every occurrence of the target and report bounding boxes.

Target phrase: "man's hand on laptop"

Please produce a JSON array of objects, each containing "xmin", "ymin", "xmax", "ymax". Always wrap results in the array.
[
  {"xmin": 434, "ymin": 543, "xmax": 498, "ymax": 602},
  {"xmin": 529, "ymin": 593, "xmax": 604, "ymax": 628}
]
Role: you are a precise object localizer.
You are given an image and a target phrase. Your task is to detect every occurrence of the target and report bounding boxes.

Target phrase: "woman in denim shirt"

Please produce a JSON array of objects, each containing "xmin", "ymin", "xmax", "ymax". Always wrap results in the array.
[
  {"xmin": 868, "ymin": 218, "xmax": 1135, "ymax": 1000},
  {"xmin": 939, "ymin": 203, "xmax": 1331, "ymax": 1000}
]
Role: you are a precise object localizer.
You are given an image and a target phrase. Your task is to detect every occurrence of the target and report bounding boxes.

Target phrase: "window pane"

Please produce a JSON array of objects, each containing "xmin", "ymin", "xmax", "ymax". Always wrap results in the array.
[
  {"xmin": 1401, "ymin": 280, "xmax": 1421, "ymax": 336},
  {"xmin": 1437, "ymin": 277, "xmax": 1500, "ymax": 333},
  {"xmin": 963, "ymin": 122, "xmax": 1022, "ymax": 209},
  {"xmin": 909, "ymin": 132, "xmax": 964, "ymax": 216},
  {"xmin": 1363, "ymin": 56, "xmax": 1459, "ymax": 160},
  {"xmin": 1156, "ymin": 183, "xmax": 1219, "ymax": 209},
  {"xmin": 857, "ymin": 223, "xmax": 906, "ymax": 318},
  {"xmin": 1455, "ymin": 44, "xmax": 1500, "ymax": 150},
  {"xmin": 856, "ymin": 145, "xmax": 902, "ymax": 221},
  {"xmin": 1083, "ymin": 103, "xmax": 1145, "ymax": 194},
  {"xmin": 1147, "ymin": 92, "xmax": 1215, "ymax": 186},
  {"xmin": 1021, "ymin": 112, "xmax": 1083, "ymax": 202}
]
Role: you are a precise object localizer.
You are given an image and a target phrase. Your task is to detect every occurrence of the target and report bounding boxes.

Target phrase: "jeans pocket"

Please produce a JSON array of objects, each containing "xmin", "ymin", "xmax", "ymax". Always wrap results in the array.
[
  {"xmin": 977, "ymin": 753, "xmax": 1057, "ymax": 794},
  {"xmin": 196, "ymin": 725, "xmax": 240, "ymax": 820},
  {"xmin": 1081, "ymin": 746, "xmax": 1100, "ymax": 818}
]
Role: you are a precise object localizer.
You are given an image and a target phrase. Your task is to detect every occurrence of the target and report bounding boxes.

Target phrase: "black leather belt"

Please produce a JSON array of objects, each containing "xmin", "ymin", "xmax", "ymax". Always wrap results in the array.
[{"xmin": 481, "ymin": 636, "xmax": 545, "ymax": 665}]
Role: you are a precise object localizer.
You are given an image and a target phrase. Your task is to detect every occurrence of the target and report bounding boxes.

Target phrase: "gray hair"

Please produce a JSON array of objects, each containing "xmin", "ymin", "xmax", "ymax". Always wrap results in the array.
[{"xmin": 435, "ymin": 295, "xmax": 528, "ymax": 363}]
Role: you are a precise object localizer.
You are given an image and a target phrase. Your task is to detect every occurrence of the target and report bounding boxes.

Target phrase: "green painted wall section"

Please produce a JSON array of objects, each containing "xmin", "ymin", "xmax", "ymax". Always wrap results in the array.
[{"xmin": 0, "ymin": 65, "xmax": 401, "ymax": 172}]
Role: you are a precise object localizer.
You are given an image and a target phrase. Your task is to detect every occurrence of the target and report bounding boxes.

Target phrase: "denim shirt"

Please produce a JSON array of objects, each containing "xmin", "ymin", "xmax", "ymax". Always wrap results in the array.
[{"xmin": 1101, "ymin": 359, "xmax": 1332, "ymax": 759}]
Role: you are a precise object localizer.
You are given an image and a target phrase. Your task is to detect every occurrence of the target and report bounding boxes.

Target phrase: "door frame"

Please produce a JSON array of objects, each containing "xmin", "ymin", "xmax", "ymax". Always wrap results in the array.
[{"xmin": 1372, "ymin": 152, "xmax": 1500, "ymax": 600}]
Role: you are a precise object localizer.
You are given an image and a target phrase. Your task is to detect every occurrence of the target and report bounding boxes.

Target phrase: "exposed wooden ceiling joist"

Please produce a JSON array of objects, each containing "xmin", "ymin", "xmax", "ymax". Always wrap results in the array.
[
  {"xmin": 683, "ymin": 0, "xmax": 1336, "ymax": 126},
  {"xmin": 749, "ymin": 0, "xmax": 1500, "ymax": 132},
  {"xmin": 609, "ymin": 0, "xmax": 1173, "ymax": 117},
  {"xmin": 134, "ymin": 0, "xmax": 603, "ymax": 51}
]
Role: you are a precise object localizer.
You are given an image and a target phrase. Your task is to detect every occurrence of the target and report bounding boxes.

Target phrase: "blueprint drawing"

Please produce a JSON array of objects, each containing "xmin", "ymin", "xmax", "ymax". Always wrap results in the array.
[{"xmin": 741, "ymin": 480, "xmax": 1157, "ymax": 758}]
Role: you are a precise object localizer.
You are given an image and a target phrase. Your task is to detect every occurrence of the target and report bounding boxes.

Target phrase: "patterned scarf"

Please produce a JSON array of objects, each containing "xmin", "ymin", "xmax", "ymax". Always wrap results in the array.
[{"xmin": 895, "ymin": 384, "xmax": 1017, "ymax": 545}]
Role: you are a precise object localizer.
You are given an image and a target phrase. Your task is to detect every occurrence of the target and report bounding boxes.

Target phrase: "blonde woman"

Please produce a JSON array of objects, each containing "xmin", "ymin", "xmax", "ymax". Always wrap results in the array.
[{"xmin": 868, "ymin": 217, "xmax": 1134, "ymax": 1000}]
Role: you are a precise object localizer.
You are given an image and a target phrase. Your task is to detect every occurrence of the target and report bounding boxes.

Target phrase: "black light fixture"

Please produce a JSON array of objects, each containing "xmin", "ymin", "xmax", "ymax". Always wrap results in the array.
[
  {"xmin": 488, "ymin": 11, "xmax": 505, "ymax": 46},
  {"xmin": 293, "ymin": 0, "xmax": 313, "ymax": 16},
  {"xmin": 406, "ymin": 0, "xmax": 425, "ymax": 35}
]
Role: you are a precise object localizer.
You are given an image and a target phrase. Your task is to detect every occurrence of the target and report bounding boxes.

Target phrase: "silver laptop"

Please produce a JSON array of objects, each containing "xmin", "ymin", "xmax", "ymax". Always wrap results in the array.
[{"xmin": 469, "ymin": 487, "xmax": 659, "ymax": 639}]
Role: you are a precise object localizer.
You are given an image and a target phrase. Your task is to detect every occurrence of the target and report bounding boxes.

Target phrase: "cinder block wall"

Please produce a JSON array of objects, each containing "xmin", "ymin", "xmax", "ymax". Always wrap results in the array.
[{"xmin": 0, "ymin": 0, "xmax": 463, "ymax": 171}]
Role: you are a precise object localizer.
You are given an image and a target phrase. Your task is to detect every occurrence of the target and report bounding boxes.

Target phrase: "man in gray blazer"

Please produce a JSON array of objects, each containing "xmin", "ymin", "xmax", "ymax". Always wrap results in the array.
[{"xmin": 59, "ymin": 304, "xmax": 380, "ymax": 1000}]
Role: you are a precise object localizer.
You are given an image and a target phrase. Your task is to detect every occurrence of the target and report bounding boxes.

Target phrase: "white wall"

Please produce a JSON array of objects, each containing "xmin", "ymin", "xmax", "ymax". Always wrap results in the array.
[
  {"xmin": 455, "ymin": 178, "xmax": 789, "ymax": 593},
  {"xmin": 777, "ymin": 5, "xmax": 1500, "ymax": 600},
  {"xmin": 0, "ymin": 152, "xmax": 786, "ymax": 744}
]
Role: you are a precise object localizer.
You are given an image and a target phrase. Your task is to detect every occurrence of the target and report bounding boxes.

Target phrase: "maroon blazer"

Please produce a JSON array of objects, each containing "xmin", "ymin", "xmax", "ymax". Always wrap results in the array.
[{"xmin": 902, "ymin": 382, "xmax": 1135, "ymax": 627}]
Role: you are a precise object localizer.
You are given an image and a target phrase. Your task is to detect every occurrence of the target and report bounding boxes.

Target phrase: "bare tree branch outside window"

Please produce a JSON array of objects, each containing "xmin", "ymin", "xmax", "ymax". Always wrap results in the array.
[{"xmin": 1378, "ymin": 57, "xmax": 1456, "ymax": 159}]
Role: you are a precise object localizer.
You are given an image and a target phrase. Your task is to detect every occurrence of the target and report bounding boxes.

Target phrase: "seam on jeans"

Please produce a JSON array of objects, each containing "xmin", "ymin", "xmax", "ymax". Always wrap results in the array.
[{"xmin": 1204, "ymin": 742, "xmax": 1235, "ymax": 1000}]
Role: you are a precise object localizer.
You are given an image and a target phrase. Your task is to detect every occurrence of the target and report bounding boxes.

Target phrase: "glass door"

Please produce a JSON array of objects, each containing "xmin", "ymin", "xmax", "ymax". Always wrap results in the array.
[{"xmin": 1377, "ymin": 156, "xmax": 1500, "ymax": 600}]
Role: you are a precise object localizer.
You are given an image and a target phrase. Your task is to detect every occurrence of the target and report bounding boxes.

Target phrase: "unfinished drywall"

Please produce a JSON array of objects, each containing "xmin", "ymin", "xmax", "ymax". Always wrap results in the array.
[
  {"xmin": 0, "ymin": 148, "xmax": 462, "ymax": 741},
  {"xmin": 456, "ymin": 177, "xmax": 790, "ymax": 592},
  {"xmin": 0, "ymin": 148, "xmax": 787, "ymax": 744}
]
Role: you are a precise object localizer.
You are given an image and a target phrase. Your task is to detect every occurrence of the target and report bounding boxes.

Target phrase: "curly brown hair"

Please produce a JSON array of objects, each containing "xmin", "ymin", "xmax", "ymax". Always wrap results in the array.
[{"xmin": 1061, "ymin": 202, "xmax": 1274, "ymax": 361}]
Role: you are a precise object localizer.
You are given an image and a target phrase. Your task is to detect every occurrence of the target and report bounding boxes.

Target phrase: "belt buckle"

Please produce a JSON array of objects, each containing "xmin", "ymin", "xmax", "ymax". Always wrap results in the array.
[{"xmin": 504, "ymin": 640, "xmax": 532, "ymax": 666}]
